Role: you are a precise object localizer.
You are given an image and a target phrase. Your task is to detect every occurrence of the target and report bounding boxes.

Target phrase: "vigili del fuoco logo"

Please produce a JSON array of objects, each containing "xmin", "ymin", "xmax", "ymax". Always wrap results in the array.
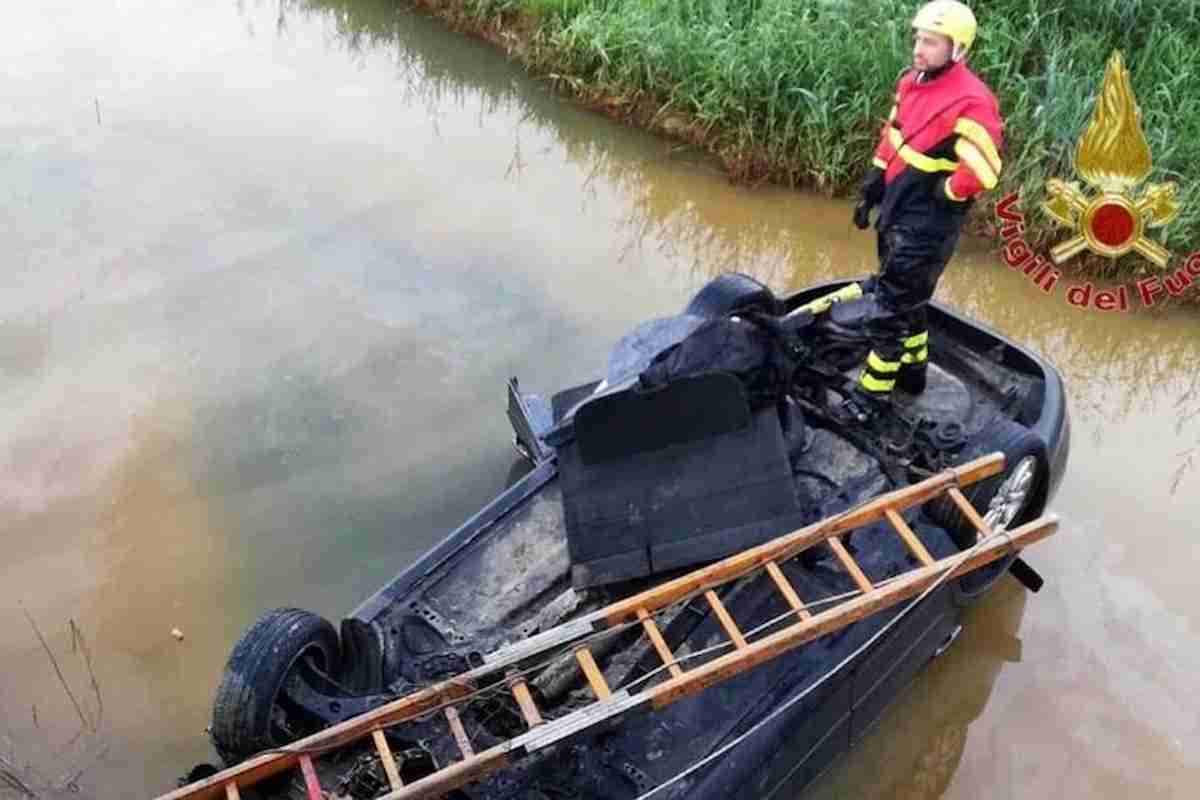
[{"xmin": 992, "ymin": 51, "xmax": 1200, "ymax": 310}]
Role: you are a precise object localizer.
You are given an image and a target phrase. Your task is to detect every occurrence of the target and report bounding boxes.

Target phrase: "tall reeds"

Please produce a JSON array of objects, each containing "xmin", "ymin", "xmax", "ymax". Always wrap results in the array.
[{"xmin": 444, "ymin": 0, "xmax": 1200, "ymax": 279}]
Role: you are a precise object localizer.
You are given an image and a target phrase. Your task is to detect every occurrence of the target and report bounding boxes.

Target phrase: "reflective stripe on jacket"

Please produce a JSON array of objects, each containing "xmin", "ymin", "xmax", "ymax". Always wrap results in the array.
[{"xmin": 870, "ymin": 60, "xmax": 1004, "ymax": 232}]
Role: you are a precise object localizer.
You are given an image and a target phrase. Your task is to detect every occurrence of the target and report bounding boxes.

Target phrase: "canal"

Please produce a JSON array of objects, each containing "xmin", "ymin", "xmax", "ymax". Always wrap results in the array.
[{"xmin": 1, "ymin": 1, "xmax": 1197, "ymax": 797}]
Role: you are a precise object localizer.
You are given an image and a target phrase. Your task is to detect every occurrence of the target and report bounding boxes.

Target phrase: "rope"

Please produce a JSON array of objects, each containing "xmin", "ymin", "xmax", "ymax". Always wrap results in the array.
[
  {"xmin": 242, "ymin": 542, "xmax": 865, "ymax": 761},
  {"xmin": 617, "ymin": 585, "xmax": 868, "ymax": 696},
  {"xmin": 228, "ymin": 472, "xmax": 995, "ymax": 780},
  {"xmin": 631, "ymin": 524, "xmax": 1017, "ymax": 800}
]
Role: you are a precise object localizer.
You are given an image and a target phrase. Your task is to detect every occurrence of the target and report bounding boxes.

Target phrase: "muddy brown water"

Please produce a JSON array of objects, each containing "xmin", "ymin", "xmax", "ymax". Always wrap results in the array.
[{"xmin": 2, "ymin": 1, "xmax": 1197, "ymax": 798}]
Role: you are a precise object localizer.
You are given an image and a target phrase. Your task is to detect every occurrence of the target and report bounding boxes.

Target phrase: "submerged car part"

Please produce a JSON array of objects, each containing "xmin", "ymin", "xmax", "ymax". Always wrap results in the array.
[
  {"xmin": 168, "ymin": 455, "xmax": 1059, "ymax": 800},
  {"xmin": 178, "ymin": 274, "xmax": 1069, "ymax": 800}
]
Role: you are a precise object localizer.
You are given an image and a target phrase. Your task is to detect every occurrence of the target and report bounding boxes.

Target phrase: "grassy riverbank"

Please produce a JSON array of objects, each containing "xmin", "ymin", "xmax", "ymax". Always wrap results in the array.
[{"xmin": 398, "ymin": 0, "xmax": 1200, "ymax": 284}]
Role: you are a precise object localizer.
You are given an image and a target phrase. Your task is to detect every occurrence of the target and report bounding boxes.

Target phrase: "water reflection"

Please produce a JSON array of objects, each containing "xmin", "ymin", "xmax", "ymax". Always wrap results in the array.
[
  {"xmin": 0, "ymin": 395, "xmax": 233, "ymax": 795},
  {"xmin": 805, "ymin": 580, "xmax": 1028, "ymax": 800},
  {"xmin": 289, "ymin": 0, "xmax": 1200, "ymax": 492},
  {"xmin": 289, "ymin": 0, "xmax": 846, "ymax": 290},
  {"xmin": 2, "ymin": 0, "xmax": 1197, "ymax": 797},
  {"xmin": 278, "ymin": 4, "xmax": 1200, "ymax": 796}
]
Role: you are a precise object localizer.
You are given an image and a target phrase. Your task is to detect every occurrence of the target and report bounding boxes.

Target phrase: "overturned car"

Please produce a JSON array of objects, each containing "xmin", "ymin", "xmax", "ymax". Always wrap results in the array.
[{"xmin": 191, "ymin": 274, "xmax": 1069, "ymax": 799}]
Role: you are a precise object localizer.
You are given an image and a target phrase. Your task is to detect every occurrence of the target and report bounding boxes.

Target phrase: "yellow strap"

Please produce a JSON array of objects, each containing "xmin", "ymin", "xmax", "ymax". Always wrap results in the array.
[
  {"xmin": 867, "ymin": 350, "xmax": 900, "ymax": 373},
  {"xmin": 888, "ymin": 128, "xmax": 958, "ymax": 173},
  {"xmin": 859, "ymin": 372, "xmax": 896, "ymax": 392},
  {"xmin": 873, "ymin": 105, "xmax": 898, "ymax": 170},
  {"xmin": 954, "ymin": 139, "xmax": 999, "ymax": 189},
  {"xmin": 901, "ymin": 347, "xmax": 929, "ymax": 364},
  {"xmin": 902, "ymin": 331, "xmax": 928, "ymax": 348},
  {"xmin": 953, "ymin": 117, "xmax": 1002, "ymax": 175}
]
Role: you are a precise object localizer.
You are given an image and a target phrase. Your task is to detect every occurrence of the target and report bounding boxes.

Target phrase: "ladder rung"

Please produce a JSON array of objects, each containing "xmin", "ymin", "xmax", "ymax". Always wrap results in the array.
[
  {"xmin": 154, "ymin": 454, "xmax": 1040, "ymax": 800},
  {"xmin": 704, "ymin": 590, "xmax": 748, "ymax": 650},
  {"xmin": 444, "ymin": 705, "xmax": 475, "ymax": 758},
  {"xmin": 599, "ymin": 455, "xmax": 1003, "ymax": 629},
  {"xmin": 574, "ymin": 648, "xmax": 611, "ymax": 700},
  {"xmin": 379, "ymin": 745, "xmax": 510, "ymax": 800},
  {"xmin": 884, "ymin": 508, "xmax": 935, "ymax": 566},
  {"xmin": 508, "ymin": 672, "xmax": 544, "ymax": 728},
  {"xmin": 371, "ymin": 729, "xmax": 403, "ymax": 791},
  {"xmin": 297, "ymin": 754, "xmax": 322, "ymax": 800},
  {"xmin": 637, "ymin": 607, "xmax": 684, "ymax": 678},
  {"xmin": 947, "ymin": 487, "xmax": 991, "ymax": 539},
  {"xmin": 764, "ymin": 560, "xmax": 811, "ymax": 619},
  {"xmin": 647, "ymin": 514, "xmax": 1058, "ymax": 710},
  {"xmin": 827, "ymin": 537, "xmax": 873, "ymax": 593}
]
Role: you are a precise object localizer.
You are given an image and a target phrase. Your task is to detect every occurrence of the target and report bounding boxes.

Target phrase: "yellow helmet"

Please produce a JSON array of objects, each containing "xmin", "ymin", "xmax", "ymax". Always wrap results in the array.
[{"xmin": 911, "ymin": 0, "xmax": 977, "ymax": 60}]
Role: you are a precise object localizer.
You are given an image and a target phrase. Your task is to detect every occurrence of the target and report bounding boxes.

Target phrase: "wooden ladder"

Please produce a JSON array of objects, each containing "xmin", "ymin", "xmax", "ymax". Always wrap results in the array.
[{"xmin": 157, "ymin": 452, "xmax": 1058, "ymax": 800}]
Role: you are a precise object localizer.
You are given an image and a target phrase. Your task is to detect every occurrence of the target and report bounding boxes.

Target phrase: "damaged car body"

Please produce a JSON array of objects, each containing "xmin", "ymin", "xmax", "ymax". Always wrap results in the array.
[{"xmin": 198, "ymin": 274, "xmax": 1069, "ymax": 799}]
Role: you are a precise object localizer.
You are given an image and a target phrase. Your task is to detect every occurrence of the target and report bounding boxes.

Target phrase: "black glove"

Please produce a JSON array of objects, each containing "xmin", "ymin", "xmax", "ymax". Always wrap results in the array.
[
  {"xmin": 852, "ymin": 166, "xmax": 886, "ymax": 230},
  {"xmin": 853, "ymin": 199, "xmax": 874, "ymax": 230},
  {"xmin": 859, "ymin": 166, "xmax": 886, "ymax": 207}
]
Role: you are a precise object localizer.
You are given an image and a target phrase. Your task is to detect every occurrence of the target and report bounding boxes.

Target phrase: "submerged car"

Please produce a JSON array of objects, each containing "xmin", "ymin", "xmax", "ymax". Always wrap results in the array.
[{"xmin": 195, "ymin": 274, "xmax": 1069, "ymax": 799}]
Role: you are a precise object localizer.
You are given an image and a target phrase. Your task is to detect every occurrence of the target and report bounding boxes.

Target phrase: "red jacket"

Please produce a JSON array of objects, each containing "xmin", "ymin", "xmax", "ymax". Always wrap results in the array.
[{"xmin": 870, "ymin": 60, "xmax": 1005, "ymax": 231}]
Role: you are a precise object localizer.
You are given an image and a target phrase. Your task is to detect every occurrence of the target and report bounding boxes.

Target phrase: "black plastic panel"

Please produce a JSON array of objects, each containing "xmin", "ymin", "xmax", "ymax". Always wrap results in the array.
[
  {"xmin": 574, "ymin": 372, "xmax": 752, "ymax": 465},
  {"xmin": 560, "ymin": 385, "xmax": 801, "ymax": 588}
]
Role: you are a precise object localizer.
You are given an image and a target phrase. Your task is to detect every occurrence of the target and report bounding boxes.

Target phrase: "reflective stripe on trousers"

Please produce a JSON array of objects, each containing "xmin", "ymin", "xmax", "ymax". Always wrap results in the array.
[
  {"xmin": 900, "ymin": 330, "xmax": 928, "ymax": 365},
  {"xmin": 858, "ymin": 349, "xmax": 900, "ymax": 395}
]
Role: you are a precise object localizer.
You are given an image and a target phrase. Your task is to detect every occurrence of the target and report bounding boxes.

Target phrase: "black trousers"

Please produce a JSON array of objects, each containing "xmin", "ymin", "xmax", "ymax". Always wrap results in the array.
[{"xmin": 866, "ymin": 224, "xmax": 961, "ymax": 361}]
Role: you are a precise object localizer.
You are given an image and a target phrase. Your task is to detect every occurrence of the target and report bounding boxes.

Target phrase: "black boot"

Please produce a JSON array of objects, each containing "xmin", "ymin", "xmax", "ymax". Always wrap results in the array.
[
  {"xmin": 896, "ymin": 329, "xmax": 929, "ymax": 395},
  {"xmin": 896, "ymin": 361, "xmax": 927, "ymax": 395}
]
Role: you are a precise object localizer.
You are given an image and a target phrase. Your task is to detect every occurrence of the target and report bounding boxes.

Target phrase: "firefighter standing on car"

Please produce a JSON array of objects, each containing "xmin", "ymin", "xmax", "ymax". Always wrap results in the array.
[{"xmin": 848, "ymin": 0, "xmax": 1004, "ymax": 418}]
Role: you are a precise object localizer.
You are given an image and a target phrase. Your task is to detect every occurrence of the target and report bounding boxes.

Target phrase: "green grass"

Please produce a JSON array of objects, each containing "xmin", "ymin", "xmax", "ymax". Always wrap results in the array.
[{"xmin": 432, "ymin": 0, "xmax": 1200, "ymax": 281}]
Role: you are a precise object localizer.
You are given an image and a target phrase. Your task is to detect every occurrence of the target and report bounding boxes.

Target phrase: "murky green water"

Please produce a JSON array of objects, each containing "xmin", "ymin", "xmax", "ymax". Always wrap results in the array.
[{"xmin": 2, "ymin": 1, "xmax": 1197, "ymax": 798}]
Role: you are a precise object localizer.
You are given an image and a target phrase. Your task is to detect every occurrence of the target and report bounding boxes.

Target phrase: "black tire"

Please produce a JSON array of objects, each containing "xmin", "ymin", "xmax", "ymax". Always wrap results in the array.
[
  {"xmin": 211, "ymin": 608, "xmax": 341, "ymax": 762},
  {"xmin": 683, "ymin": 273, "xmax": 779, "ymax": 318},
  {"xmin": 924, "ymin": 416, "xmax": 1049, "ymax": 601}
]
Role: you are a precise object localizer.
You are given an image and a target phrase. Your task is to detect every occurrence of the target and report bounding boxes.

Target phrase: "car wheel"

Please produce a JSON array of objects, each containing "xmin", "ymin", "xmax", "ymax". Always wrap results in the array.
[
  {"xmin": 211, "ymin": 608, "xmax": 341, "ymax": 762},
  {"xmin": 924, "ymin": 416, "xmax": 1049, "ymax": 602},
  {"xmin": 683, "ymin": 273, "xmax": 779, "ymax": 318}
]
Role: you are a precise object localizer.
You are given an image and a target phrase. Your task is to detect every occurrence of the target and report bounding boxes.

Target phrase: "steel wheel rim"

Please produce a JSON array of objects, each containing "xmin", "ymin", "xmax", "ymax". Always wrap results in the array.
[{"xmin": 982, "ymin": 455, "xmax": 1038, "ymax": 533}]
